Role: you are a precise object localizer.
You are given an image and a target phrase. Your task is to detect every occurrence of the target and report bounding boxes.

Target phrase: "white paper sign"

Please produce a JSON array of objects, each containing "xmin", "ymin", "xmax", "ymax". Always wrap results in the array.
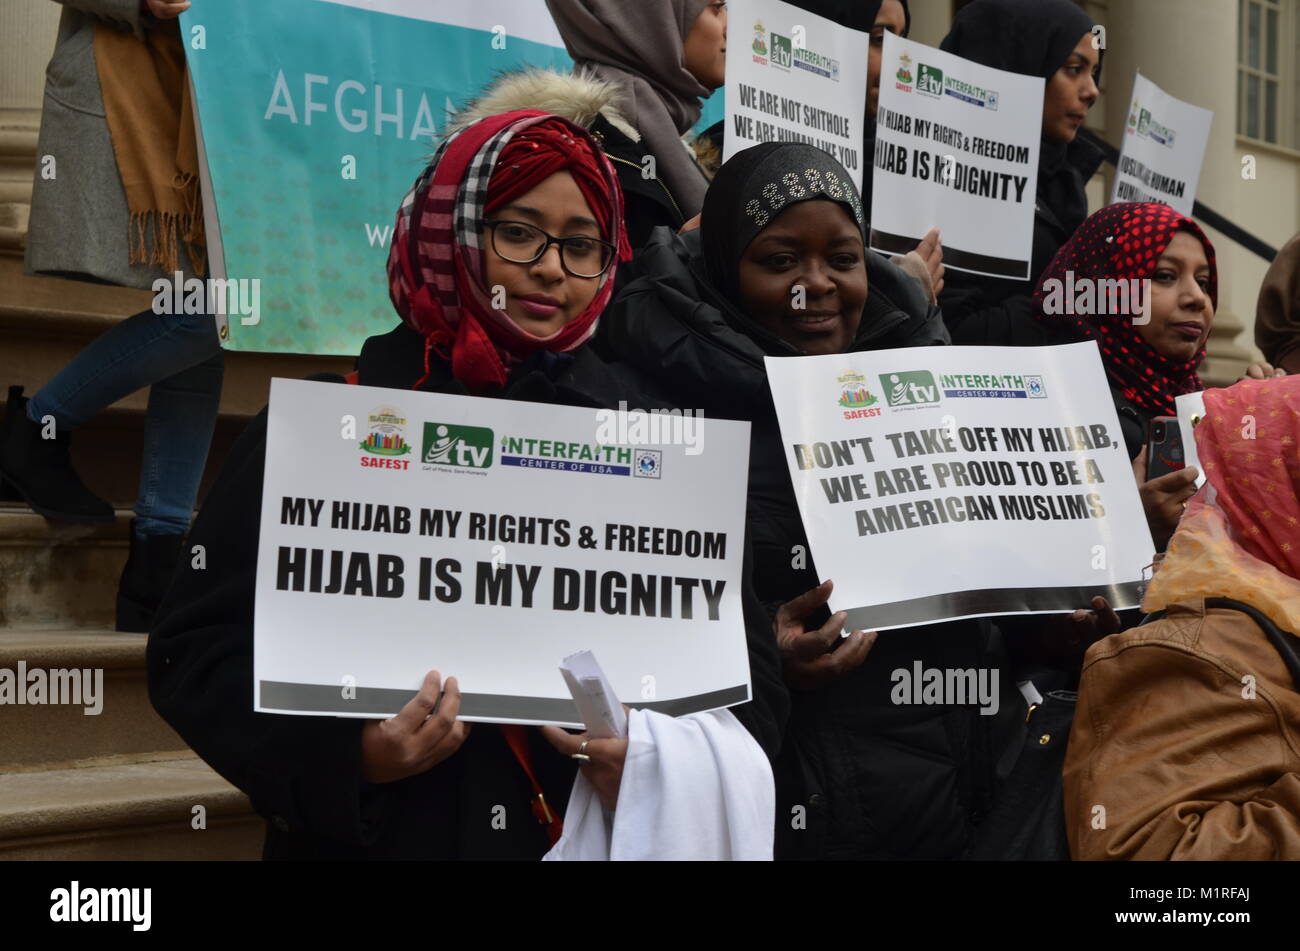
[
  {"xmin": 559, "ymin": 650, "xmax": 627, "ymax": 739},
  {"xmin": 724, "ymin": 0, "xmax": 869, "ymax": 190},
  {"xmin": 255, "ymin": 379, "xmax": 753, "ymax": 725},
  {"xmin": 1111, "ymin": 73, "xmax": 1212, "ymax": 217},
  {"xmin": 765, "ymin": 343, "xmax": 1155, "ymax": 631},
  {"xmin": 871, "ymin": 33, "xmax": 1043, "ymax": 280},
  {"xmin": 1175, "ymin": 390, "xmax": 1207, "ymax": 489}
]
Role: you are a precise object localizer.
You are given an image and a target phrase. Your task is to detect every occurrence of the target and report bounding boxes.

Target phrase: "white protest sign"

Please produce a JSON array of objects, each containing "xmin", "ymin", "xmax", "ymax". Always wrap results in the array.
[
  {"xmin": 724, "ymin": 0, "xmax": 869, "ymax": 190},
  {"xmin": 871, "ymin": 33, "xmax": 1043, "ymax": 280},
  {"xmin": 765, "ymin": 343, "xmax": 1155, "ymax": 631},
  {"xmin": 255, "ymin": 379, "xmax": 753, "ymax": 725},
  {"xmin": 1175, "ymin": 390, "xmax": 1207, "ymax": 489},
  {"xmin": 1111, "ymin": 73, "xmax": 1212, "ymax": 217}
]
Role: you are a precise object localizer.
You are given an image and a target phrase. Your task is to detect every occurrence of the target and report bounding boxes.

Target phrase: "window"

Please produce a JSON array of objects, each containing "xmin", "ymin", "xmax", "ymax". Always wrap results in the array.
[{"xmin": 1237, "ymin": 0, "xmax": 1284, "ymax": 143}]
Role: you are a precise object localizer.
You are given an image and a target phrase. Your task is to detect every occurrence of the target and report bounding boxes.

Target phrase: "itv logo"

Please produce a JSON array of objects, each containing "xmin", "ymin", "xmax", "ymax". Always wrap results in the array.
[
  {"xmin": 917, "ymin": 64, "xmax": 944, "ymax": 97},
  {"xmin": 881, "ymin": 370, "xmax": 940, "ymax": 408},
  {"xmin": 422, "ymin": 422, "xmax": 494, "ymax": 469}
]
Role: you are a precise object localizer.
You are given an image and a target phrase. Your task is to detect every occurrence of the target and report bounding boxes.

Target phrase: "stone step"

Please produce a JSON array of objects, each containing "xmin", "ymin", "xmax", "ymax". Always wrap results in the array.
[
  {"xmin": 0, "ymin": 753, "xmax": 262, "ymax": 860},
  {"xmin": 0, "ymin": 255, "xmax": 356, "ymax": 505},
  {"xmin": 0, "ymin": 629, "xmax": 187, "ymax": 769},
  {"xmin": 0, "ymin": 507, "xmax": 133, "ymax": 630}
]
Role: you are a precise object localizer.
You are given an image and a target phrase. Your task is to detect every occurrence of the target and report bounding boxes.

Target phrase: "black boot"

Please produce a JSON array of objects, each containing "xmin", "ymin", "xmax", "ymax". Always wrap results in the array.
[
  {"xmin": 0, "ymin": 385, "xmax": 114, "ymax": 522},
  {"xmin": 116, "ymin": 520, "xmax": 186, "ymax": 632}
]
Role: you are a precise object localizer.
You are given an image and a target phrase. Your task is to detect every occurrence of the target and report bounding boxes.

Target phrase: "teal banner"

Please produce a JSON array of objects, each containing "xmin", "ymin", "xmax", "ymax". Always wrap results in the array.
[{"xmin": 182, "ymin": 0, "xmax": 721, "ymax": 356}]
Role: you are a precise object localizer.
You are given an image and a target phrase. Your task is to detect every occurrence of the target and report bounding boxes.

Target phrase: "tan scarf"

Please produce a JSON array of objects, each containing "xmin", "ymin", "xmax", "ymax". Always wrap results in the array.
[{"xmin": 94, "ymin": 20, "xmax": 206, "ymax": 277}]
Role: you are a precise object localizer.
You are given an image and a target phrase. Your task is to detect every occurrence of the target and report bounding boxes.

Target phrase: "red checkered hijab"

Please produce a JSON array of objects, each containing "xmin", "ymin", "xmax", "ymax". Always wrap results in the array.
[
  {"xmin": 386, "ymin": 110, "xmax": 630, "ymax": 392},
  {"xmin": 1032, "ymin": 202, "xmax": 1217, "ymax": 417}
]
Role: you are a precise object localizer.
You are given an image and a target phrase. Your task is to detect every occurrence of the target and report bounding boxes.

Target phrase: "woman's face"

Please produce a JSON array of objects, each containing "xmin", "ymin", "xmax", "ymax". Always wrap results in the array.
[
  {"xmin": 481, "ymin": 170, "xmax": 603, "ymax": 337},
  {"xmin": 737, "ymin": 199, "xmax": 867, "ymax": 355},
  {"xmin": 1042, "ymin": 33, "xmax": 1100, "ymax": 145},
  {"xmin": 1138, "ymin": 230, "xmax": 1215, "ymax": 363},
  {"xmin": 684, "ymin": 1, "xmax": 728, "ymax": 91},
  {"xmin": 867, "ymin": 0, "xmax": 908, "ymax": 119}
]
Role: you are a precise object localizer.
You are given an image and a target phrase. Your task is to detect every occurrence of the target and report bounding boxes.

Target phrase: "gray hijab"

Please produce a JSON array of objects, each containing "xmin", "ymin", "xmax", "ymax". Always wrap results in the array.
[{"xmin": 546, "ymin": 0, "xmax": 713, "ymax": 215}]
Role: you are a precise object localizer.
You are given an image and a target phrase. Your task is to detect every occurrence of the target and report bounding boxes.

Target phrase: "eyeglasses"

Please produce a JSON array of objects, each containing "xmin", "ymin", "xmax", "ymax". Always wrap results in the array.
[{"xmin": 483, "ymin": 219, "xmax": 616, "ymax": 279}]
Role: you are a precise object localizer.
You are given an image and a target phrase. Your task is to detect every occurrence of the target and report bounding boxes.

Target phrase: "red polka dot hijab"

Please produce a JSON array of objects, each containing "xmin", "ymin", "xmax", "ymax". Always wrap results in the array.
[{"xmin": 1032, "ymin": 202, "xmax": 1218, "ymax": 417}]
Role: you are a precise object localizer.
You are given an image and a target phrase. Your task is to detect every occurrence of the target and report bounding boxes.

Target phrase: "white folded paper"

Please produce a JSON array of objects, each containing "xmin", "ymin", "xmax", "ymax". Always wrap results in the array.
[{"xmin": 559, "ymin": 650, "xmax": 627, "ymax": 740}]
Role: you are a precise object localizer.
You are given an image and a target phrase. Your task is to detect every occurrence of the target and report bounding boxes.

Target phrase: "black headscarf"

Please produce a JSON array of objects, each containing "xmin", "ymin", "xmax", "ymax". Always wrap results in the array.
[
  {"xmin": 793, "ymin": 0, "xmax": 911, "ymax": 36},
  {"xmin": 700, "ymin": 143, "xmax": 865, "ymax": 304},
  {"xmin": 796, "ymin": 0, "xmax": 912, "ymax": 211},
  {"xmin": 940, "ymin": 0, "xmax": 1099, "ymax": 240},
  {"xmin": 940, "ymin": 0, "xmax": 1093, "ymax": 80}
]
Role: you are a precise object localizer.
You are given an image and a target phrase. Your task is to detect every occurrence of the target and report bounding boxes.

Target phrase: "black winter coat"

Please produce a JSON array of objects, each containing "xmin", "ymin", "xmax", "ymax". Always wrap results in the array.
[
  {"xmin": 590, "ymin": 115, "xmax": 688, "ymax": 252},
  {"xmin": 940, "ymin": 136, "xmax": 1105, "ymax": 348},
  {"xmin": 602, "ymin": 228, "xmax": 1024, "ymax": 859},
  {"xmin": 147, "ymin": 325, "xmax": 788, "ymax": 860}
]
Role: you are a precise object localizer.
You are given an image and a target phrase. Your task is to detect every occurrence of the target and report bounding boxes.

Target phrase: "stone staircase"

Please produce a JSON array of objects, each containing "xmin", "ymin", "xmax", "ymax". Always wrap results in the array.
[{"xmin": 0, "ymin": 256, "xmax": 355, "ymax": 859}]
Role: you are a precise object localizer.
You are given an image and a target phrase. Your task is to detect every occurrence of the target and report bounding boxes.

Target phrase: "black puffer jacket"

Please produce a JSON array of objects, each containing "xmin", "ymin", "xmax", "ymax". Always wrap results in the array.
[
  {"xmin": 589, "ymin": 115, "xmax": 687, "ymax": 250},
  {"xmin": 148, "ymin": 325, "xmax": 788, "ymax": 860},
  {"xmin": 604, "ymin": 228, "xmax": 1024, "ymax": 859},
  {"xmin": 608, "ymin": 227, "xmax": 948, "ymax": 607}
]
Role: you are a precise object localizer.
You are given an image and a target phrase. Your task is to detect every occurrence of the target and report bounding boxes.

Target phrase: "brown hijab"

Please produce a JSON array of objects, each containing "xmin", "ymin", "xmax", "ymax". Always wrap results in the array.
[
  {"xmin": 545, "ymin": 0, "xmax": 713, "ymax": 216},
  {"xmin": 1256, "ymin": 233, "xmax": 1300, "ymax": 373}
]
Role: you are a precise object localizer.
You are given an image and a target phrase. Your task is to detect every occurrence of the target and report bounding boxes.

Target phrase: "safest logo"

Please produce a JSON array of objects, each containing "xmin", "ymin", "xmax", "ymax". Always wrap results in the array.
[
  {"xmin": 837, "ymin": 371, "xmax": 882, "ymax": 420},
  {"xmin": 896, "ymin": 52, "xmax": 914, "ymax": 88},
  {"xmin": 360, "ymin": 406, "xmax": 411, "ymax": 456}
]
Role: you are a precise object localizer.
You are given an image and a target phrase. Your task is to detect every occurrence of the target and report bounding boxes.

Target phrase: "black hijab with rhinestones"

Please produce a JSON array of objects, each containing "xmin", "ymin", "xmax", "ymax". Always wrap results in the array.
[{"xmin": 700, "ymin": 143, "xmax": 865, "ymax": 304}]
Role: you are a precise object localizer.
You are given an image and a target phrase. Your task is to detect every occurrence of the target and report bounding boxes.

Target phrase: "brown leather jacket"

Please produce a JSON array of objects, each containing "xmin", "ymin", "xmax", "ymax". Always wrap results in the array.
[{"xmin": 1064, "ymin": 598, "xmax": 1300, "ymax": 860}]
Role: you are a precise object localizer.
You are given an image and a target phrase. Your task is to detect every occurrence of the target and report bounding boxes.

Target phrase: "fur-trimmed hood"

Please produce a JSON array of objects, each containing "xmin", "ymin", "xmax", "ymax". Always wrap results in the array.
[{"xmin": 445, "ymin": 68, "xmax": 641, "ymax": 143}]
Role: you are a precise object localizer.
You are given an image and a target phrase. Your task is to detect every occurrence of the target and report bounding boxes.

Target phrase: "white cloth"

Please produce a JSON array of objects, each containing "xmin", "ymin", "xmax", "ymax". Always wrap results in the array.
[{"xmin": 543, "ymin": 708, "xmax": 774, "ymax": 861}]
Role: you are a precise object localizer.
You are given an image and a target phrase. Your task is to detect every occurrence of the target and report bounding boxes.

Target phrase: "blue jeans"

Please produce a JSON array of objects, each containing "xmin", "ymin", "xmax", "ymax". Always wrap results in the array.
[{"xmin": 27, "ymin": 308, "xmax": 224, "ymax": 537}]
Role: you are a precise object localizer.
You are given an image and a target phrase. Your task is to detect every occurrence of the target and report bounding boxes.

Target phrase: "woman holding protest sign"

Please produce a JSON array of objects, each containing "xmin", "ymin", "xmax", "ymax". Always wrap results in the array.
[
  {"xmin": 935, "ymin": 0, "xmax": 1104, "ymax": 348},
  {"xmin": 148, "ymin": 109, "xmax": 788, "ymax": 860},
  {"xmin": 543, "ymin": 0, "xmax": 728, "ymax": 248},
  {"xmin": 1030, "ymin": 201, "xmax": 1283, "ymax": 550},
  {"xmin": 792, "ymin": 0, "xmax": 944, "ymax": 304},
  {"xmin": 601, "ymin": 142, "xmax": 1071, "ymax": 859}
]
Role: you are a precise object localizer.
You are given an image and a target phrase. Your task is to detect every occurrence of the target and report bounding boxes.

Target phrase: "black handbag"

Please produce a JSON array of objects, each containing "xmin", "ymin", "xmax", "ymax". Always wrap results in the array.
[{"xmin": 965, "ymin": 688, "xmax": 1076, "ymax": 861}]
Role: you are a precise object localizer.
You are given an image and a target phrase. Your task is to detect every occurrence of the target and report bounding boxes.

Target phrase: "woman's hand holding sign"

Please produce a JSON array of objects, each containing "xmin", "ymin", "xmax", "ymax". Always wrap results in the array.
[
  {"xmin": 898, "ymin": 227, "xmax": 945, "ymax": 304},
  {"xmin": 540, "ymin": 723, "xmax": 630, "ymax": 811},
  {"xmin": 360, "ymin": 670, "xmax": 471, "ymax": 783},
  {"xmin": 775, "ymin": 579, "xmax": 877, "ymax": 690}
]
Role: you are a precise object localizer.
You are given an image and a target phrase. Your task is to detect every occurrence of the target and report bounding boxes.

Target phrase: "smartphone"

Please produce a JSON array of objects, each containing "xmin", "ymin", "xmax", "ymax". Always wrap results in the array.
[{"xmin": 1146, "ymin": 416, "xmax": 1185, "ymax": 480}]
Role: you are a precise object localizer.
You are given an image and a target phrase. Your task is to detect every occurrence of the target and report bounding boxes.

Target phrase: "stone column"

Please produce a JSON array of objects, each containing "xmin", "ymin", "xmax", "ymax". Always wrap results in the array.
[
  {"xmin": 1103, "ymin": 0, "xmax": 1254, "ymax": 383},
  {"xmin": 0, "ymin": 2, "xmax": 60, "ymax": 256},
  {"xmin": 906, "ymin": 0, "xmax": 953, "ymax": 48}
]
